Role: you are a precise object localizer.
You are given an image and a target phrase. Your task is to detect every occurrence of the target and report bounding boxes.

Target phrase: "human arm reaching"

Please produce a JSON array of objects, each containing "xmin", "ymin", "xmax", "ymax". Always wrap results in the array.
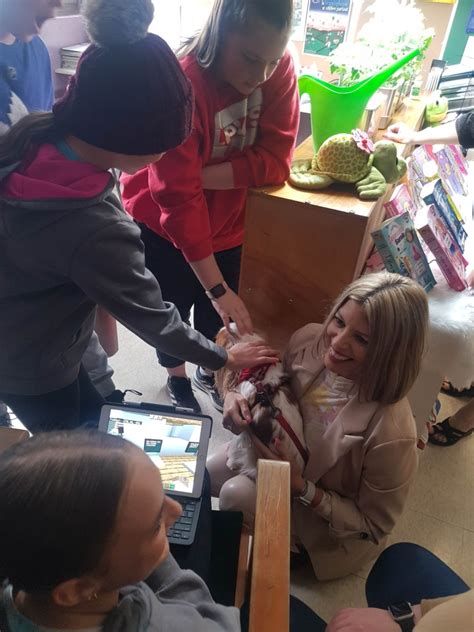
[{"xmin": 385, "ymin": 111, "xmax": 474, "ymax": 148}]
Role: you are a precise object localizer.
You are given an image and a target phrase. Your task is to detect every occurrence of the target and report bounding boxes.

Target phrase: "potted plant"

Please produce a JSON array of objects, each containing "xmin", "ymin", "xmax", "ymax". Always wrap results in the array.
[{"xmin": 329, "ymin": 0, "xmax": 433, "ymax": 128}]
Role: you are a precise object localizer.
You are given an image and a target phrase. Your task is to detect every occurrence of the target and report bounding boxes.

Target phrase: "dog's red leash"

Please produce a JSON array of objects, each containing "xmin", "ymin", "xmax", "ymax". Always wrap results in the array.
[{"xmin": 238, "ymin": 365, "xmax": 309, "ymax": 466}]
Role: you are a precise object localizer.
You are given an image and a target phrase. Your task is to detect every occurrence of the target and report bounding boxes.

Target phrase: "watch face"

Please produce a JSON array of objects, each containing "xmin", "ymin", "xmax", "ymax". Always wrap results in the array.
[
  {"xmin": 389, "ymin": 601, "xmax": 412, "ymax": 619},
  {"xmin": 210, "ymin": 283, "xmax": 226, "ymax": 299}
]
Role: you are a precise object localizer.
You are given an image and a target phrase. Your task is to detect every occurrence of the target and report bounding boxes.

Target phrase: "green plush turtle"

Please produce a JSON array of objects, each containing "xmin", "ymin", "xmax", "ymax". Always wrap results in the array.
[{"xmin": 289, "ymin": 129, "xmax": 407, "ymax": 200}]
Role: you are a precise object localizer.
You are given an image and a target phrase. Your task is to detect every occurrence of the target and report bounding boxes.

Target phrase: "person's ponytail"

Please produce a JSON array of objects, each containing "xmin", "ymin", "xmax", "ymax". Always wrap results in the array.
[{"xmin": 0, "ymin": 112, "xmax": 60, "ymax": 169}]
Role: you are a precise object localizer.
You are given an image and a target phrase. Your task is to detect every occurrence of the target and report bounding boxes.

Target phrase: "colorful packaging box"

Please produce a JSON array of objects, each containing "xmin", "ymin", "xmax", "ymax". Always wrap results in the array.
[{"xmin": 371, "ymin": 212, "xmax": 436, "ymax": 292}]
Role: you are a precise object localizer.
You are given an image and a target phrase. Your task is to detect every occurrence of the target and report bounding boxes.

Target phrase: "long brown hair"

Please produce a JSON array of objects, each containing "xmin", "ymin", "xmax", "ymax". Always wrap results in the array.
[
  {"xmin": 0, "ymin": 430, "xmax": 134, "ymax": 592},
  {"xmin": 0, "ymin": 113, "xmax": 62, "ymax": 169},
  {"xmin": 318, "ymin": 272, "xmax": 428, "ymax": 405},
  {"xmin": 178, "ymin": 0, "xmax": 293, "ymax": 67}
]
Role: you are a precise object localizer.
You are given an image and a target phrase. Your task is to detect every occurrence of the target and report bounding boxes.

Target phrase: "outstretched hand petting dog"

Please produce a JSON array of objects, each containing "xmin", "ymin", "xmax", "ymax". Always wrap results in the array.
[{"xmin": 225, "ymin": 341, "xmax": 279, "ymax": 371}]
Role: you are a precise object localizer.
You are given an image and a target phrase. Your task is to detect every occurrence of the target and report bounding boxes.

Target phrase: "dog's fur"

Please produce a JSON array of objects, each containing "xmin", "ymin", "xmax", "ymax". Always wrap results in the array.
[{"xmin": 215, "ymin": 326, "xmax": 307, "ymax": 480}]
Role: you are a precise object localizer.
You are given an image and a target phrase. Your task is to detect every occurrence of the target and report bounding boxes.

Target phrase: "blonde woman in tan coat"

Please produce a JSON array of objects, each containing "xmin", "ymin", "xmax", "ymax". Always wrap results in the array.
[{"xmin": 207, "ymin": 272, "xmax": 429, "ymax": 580}]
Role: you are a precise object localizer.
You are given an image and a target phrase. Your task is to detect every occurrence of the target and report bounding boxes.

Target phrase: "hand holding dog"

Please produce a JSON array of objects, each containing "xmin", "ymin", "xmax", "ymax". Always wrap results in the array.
[
  {"xmin": 222, "ymin": 391, "xmax": 253, "ymax": 434},
  {"xmin": 212, "ymin": 289, "xmax": 253, "ymax": 335}
]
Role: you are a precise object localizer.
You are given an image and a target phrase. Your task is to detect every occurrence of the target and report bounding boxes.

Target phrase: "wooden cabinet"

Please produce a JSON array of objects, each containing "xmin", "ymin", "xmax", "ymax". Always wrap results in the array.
[{"xmin": 239, "ymin": 98, "xmax": 426, "ymax": 346}]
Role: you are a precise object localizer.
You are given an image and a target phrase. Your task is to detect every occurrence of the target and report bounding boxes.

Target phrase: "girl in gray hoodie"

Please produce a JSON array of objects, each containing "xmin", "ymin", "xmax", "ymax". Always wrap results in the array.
[
  {"xmin": 0, "ymin": 429, "xmax": 241, "ymax": 631},
  {"xmin": 0, "ymin": 0, "xmax": 278, "ymax": 433}
]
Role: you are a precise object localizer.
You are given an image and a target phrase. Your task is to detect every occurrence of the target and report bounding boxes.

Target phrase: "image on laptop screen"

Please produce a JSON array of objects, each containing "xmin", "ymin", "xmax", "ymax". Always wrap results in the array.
[{"xmin": 106, "ymin": 408, "xmax": 202, "ymax": 494}]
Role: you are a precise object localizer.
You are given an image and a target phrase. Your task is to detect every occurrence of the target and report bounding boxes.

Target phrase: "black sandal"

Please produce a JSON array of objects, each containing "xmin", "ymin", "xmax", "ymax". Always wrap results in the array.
[
  {"xmin": 428, "ymin": 417, "xmax": 474, "ymax": 447},
  {"xmin": 441, "ymin": 381, "xmax": 474, "ymax": 398}
]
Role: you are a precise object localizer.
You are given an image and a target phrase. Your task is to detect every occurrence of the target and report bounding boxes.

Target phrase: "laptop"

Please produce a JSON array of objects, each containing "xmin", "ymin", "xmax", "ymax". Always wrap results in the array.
[{"xmin": 99, "ymin": 402, "xmax": 212, "ymax": 546}]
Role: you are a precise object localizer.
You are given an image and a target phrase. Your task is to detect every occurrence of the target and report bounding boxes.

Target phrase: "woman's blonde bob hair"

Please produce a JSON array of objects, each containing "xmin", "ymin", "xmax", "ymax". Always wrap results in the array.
[
  {"xmin": 318, "ymin": 272, "xmax": 429, "ymax": 405},
  {"xmin": 178, "ymin": 0, "xmax": 293, "ymax": 67}
]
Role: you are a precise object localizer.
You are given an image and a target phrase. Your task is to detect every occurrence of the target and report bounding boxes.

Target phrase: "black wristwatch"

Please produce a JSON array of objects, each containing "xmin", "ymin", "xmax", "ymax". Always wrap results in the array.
[
  {"xmin": 205, "ymin": 281, "xmax": 228, "ymax": 300},
  {"xmin": 388, "ymin": 601, "xmax": 415, "ymax": 631}
]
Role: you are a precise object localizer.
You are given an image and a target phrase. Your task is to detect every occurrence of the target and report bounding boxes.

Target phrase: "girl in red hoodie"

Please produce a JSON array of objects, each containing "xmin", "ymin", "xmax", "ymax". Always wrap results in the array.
[{"xmin": 122, "ymin": 0, "xmax": 299, "ymax": 413}]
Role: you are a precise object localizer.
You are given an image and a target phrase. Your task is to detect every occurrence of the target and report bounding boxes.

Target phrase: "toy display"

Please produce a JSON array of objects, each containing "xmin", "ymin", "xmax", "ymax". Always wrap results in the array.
[
  {"xmin": 371, "ymin": 212, "xmax": 436, "ymax": 292},
  {"xmin": 384, "ymin": 183, "xmax": 418, "ymax": 219},
  {"xmin": 422, "ymin": 179, "xmax": 468, "ymax": 252},
  {"xmin": 417, "ymin": 205, "xmax": 468, "ymax": 292},
  {"xmin": 425, "ymin": 90, "xmax": 448, "ymax": 125},
  {"xmin": 289, "ymin": 129, "xmax": 407, "ymax": 200}
]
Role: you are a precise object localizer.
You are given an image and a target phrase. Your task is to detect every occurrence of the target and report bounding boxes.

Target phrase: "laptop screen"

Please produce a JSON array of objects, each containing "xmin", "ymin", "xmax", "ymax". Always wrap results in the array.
[{"xmin": 101, "ymin": 406, "xmax": 211, "ymax": 497}]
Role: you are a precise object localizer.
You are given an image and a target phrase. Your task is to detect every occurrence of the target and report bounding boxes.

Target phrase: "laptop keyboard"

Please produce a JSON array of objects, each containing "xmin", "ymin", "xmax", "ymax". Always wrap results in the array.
[{"xmin": 167, "ymin": 498, "xmax": 198, "ymax": 542}]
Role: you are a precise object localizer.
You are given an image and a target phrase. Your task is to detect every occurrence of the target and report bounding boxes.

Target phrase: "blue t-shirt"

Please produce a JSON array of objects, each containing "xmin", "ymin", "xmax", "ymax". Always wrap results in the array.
[{"xmin": 0, "ymin": 35, "xmax": 53, "ymax": 133}]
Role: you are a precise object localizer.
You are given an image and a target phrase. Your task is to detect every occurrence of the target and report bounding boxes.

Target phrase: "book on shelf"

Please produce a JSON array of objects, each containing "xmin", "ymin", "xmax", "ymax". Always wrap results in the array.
[
  {"xmin": 383, "ymin": 183, "xmax": 418, "ymax": 219},
  {"xmin": 432, "ymin": 146, "xmax": 469, "ymax": 197},
  {"xmin": 448, "ymin": 144, "xmax": 468, "ymax": 176},
  {"xmin": 371, "ymin": 212, "xmax": 436, "ymax": 292},
  {"xmin": 421, "ymin": 179, "xmax": 468, "ymax": 252},
  {"xmin": 60, "ymin": 43, "xmax": 89, "ymax": 72},
  {"xmin": 408, "ymin": 145, "xmax": 438, "ymax": 185},
  {"xmin": 416, "ymin": 204, "xmax": 468, "ymax": 292}
]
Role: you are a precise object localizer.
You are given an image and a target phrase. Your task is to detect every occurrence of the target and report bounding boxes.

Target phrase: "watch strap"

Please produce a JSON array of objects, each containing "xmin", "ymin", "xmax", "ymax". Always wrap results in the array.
[
  {"xmin": 395, "ymin": 618, "xmax": 415, "ymax": 632},
  {"xmin": 388, "ymin": 603, "xmax": 415, "ymax": 632},
  {"xmin": 297, "ymin": 480, "xmax": 316, "ymax": 507}
]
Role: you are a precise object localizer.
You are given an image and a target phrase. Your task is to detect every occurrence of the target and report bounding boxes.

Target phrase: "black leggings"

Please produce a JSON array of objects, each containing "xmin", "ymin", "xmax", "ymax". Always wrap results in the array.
[
  {"xmin": 138, "ymin": 225, "xmax": 242, "ymax": 368},
  {"xmin": 0, "ymin": 366, "xmax": 104, "ymax": 434}
]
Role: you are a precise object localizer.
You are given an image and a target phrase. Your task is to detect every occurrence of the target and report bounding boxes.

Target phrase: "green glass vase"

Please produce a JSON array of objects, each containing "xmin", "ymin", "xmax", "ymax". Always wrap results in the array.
[{"xmin": 299, "ymin": 46, "xmax": 423, "ymax": 152}]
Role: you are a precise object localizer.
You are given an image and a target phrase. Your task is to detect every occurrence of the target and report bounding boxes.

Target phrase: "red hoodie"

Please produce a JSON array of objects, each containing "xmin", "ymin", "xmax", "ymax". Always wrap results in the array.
[{"xmin": 121, "ymin": 51, "xmax": 299, "ymax": 262}]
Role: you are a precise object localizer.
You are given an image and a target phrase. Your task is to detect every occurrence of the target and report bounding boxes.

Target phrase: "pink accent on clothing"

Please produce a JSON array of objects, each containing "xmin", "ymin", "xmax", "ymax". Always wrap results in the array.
[{"xmin": 1, "ymin": 144, "xmax": 110, "ymax": 200}]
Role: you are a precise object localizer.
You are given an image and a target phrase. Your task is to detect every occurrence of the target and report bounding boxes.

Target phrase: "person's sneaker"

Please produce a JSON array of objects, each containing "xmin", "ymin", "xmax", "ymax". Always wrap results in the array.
[
  {"xmin": 167, "ymin": 377, "xmax": 201, "ymax": 413},
  {"xmin": 0, "ymin": 412, "xmax": 12, "ymax": 428},
  {"xmin": 192, "ymin": 367, "xmax": 223, "ymax": 413}
]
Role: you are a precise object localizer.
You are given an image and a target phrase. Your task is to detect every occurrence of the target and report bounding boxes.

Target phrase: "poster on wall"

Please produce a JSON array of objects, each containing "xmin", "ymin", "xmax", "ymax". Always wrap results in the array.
[{"xmin": 303, "ymin": 0, "xmax": 352, "ymax": 57}]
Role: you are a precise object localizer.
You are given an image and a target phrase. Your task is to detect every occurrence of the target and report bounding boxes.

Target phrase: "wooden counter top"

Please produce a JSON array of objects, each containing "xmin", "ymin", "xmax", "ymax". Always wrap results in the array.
[{"xmin": 249, "ymin": 97, "xmax": 427, "ymax": 219}]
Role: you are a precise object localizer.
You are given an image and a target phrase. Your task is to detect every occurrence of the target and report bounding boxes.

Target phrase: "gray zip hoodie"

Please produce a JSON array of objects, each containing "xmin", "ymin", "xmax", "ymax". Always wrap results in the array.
[
  {"xmin": 0, "ymin": 144, "xmax": 227, "ymax": 395},
  {"xmin": 1, "ymin": 555, "xmax": 241, "ymax": 631}
]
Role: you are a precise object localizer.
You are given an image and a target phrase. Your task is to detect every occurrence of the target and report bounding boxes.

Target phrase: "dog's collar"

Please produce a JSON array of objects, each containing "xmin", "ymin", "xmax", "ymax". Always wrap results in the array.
[{"xmin": 238, "ymin": 364, "xmax": 273, "ymax": 385}]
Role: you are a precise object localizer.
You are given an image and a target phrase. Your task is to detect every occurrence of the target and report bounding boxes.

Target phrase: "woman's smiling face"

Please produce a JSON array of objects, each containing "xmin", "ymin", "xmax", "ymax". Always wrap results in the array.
[{"xmin": 323, "ymin": 299, "xmax": 370, "ymax": 381}]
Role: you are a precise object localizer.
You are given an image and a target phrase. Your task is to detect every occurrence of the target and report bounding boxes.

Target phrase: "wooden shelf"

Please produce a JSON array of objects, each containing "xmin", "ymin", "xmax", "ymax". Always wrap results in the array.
[{"xmin": 239, "ymin": 97, "xmax": 426, "ymax": 347}]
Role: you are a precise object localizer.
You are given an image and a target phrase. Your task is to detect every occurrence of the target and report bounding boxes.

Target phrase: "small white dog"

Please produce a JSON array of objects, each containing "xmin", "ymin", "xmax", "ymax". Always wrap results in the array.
[{"xmin": 215, "ymin": 326, "xmax": 307, "ymax": 480}]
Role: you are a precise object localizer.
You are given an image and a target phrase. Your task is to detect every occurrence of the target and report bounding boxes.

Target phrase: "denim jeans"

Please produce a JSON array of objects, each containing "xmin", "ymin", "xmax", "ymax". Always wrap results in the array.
[{"xmin": 366, "ymin": 542, "xmax": 470, "ymax": 608}]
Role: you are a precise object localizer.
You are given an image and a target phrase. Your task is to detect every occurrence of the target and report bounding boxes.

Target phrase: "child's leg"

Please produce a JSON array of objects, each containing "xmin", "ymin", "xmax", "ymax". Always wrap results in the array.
[
  {"xmin": 138, "ymin": 224, "xmax": 203, "ymax": 409},
  {"xmin": 138, "ymin": 224, "xmax": 200, "ymax": 373},
  {"xmin": 0, "ymin": 366, "xmax": 101, "ymax": 433},
  {"xmin": 193, "ymin": 246, "xmax": 242, "ymax": 410}
]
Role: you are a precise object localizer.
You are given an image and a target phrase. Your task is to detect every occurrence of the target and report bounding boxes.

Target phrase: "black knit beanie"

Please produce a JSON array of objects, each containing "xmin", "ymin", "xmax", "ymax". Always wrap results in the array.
[{"xmin": 53, "ymin": 1, "xmax": 193, "ymax": 155}]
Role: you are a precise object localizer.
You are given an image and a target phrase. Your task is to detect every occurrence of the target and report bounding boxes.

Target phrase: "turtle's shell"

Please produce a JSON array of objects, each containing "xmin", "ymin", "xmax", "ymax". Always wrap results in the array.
[{"xmin": 314, "ymin": 133, "xmax": 371, "ymax": 183}]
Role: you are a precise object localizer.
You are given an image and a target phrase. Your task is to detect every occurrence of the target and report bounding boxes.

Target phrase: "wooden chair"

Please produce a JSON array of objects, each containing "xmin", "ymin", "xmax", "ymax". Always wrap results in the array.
[{"xmin": 238, "ymin": 459, "xmax": 291, "ymax": 632}]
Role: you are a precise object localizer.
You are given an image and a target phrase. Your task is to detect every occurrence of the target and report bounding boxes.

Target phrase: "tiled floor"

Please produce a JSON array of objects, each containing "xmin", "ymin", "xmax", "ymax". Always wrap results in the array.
[{"xmin": 109, "ymin": 324, "xmax": 474, "ymax": 623}]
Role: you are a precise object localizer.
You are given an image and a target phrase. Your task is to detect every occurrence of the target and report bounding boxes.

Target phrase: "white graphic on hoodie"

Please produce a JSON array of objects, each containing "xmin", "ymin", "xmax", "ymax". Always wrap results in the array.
[
  {"xmin": 0, "ymin": 90, "xmax": 29, "ymax": 136},
  {"xmin": 212, "ymin": 88, "xmax": 262, "ymax": 160}
]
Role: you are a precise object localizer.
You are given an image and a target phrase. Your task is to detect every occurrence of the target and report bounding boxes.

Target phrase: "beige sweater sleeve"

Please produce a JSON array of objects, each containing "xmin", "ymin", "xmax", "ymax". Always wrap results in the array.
[{"xmin": 416, "ymin": 590, "xmax": 473, "ymax": 632}]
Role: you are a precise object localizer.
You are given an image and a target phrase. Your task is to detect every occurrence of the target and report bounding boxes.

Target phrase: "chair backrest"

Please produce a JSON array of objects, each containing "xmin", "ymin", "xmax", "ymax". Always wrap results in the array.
[
  {"xmin": 248, "ymin": 459, "xmax": 291, "ymax": 632},
  {"xmin": 0, "ymin": 427, "xmax": 29, "ymax": 453}
]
